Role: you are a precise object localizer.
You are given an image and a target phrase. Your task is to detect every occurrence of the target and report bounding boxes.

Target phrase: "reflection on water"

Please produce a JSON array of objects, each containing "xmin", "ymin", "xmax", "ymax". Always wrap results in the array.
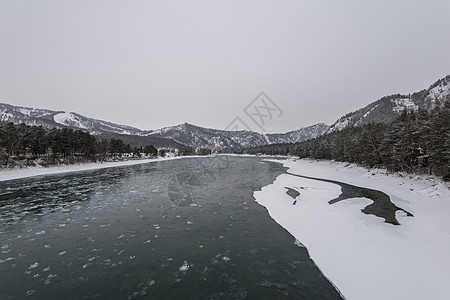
[{"xmin": 0, "ymin": 157, "xmax": 343, "ymax": 299}]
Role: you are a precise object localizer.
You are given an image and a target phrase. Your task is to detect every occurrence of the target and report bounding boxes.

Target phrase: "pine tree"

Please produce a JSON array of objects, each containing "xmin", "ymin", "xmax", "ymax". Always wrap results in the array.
[{"xmin": 0, "ymin": 123, "xmax": 21, "ymax": 166}]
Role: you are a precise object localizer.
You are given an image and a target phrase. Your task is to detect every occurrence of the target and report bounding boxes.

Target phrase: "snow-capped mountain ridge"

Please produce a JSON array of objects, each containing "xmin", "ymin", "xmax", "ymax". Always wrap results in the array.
[
  {"xmin": 0, "ymin": 103, "xmax": 327, "ymax": 150},
  {"xmin": 5, "ymin": 74, "xmax": 447, "ymax": 150},
  {"xmin": 0, "ymin": 103, "xmax": 149, "ymax": 135},
  {"xmin": 265, "ymin": 124, "xmax": 329, "ymax": 145},
  {"xmin": 327, "ymin": 75, "xmax": 450, "ymax": 133},
  {"xmin": 146, "ymin": 122, "xmax": 328, "ymax": 151}
]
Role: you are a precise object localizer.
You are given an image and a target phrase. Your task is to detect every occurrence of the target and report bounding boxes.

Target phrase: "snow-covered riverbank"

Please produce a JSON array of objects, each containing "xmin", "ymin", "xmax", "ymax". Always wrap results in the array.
[
  {"xmin": 0, "ymin": 156, "xmax": 189, "ymax": 182},
  {"xmin": 0, "ymin": 154, "xmax": 265, "ymax": 182},
  {"xmin": 255, "ymin": 158, "xmax": 450, "ymax": 300}
]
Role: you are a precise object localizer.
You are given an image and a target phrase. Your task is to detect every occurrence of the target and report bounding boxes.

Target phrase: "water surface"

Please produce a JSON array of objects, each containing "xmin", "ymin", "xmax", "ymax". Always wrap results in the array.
[{"xmin": 0, "ymin": 157, "xmax": 343, "ymax": 299}]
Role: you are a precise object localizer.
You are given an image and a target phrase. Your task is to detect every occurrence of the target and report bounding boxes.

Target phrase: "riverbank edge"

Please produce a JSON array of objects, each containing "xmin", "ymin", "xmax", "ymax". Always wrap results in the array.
[
  {"xmin": 0, "ymin": 156, "xmax": 204, "ymax": 182},
  {"xmin": 254, "ymin": 157, "xmax": 450, "ymax": 300},
  {"xmin": 0, "ymin": 154, "xmax": 282, "ymax": 183}
]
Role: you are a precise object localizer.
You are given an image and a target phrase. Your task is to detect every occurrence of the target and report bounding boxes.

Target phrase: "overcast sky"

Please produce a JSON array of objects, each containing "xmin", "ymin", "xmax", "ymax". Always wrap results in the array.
[{"xmin": 1, "ymin": 0, "xmax": 449, "ymax": 133}]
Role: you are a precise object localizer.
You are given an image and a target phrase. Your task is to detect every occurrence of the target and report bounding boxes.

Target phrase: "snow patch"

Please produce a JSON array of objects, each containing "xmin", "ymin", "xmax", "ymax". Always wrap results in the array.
[
  {"xmin": 427, "ymin": 82, "xmax": 450, "ymax": 108},
  {"xmin": 0, "ymin": 111, "xmax": 13, "ymax": 122},
  {"xmin": 331, "ymin": 117, "xmax": 350, "ymax": 132},
  {"xmin": 392, "ymin": 98, "xmax": 418, "ymax": 113},
  {"xmin": 17, "ymin": 108, "xmax": 33, "ymax": 116},
  {"xmin": 54, "ymin": 112, "xmax": 88, "ymax": 129},
  {"xmin": 363, "ymin": 104, "xmax": 378, "ymax": 119}
]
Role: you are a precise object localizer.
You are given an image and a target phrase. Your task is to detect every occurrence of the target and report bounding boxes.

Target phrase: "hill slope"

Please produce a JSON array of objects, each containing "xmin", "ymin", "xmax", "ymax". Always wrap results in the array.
[
  {"xmin": 0, "ymin": 103, "xmax": 149, "ymax": 135},
  {"xmin": 327, "ymin": 75, "xmax": 450, "ymax": 133}
]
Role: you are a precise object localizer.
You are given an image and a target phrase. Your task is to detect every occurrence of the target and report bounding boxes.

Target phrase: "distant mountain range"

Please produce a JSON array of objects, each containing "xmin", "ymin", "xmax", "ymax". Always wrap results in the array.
[
  {"xmin": 0, "ymin": 102, "xmax": 328, "ymax": 150},
  {"xmin": 147, "ymin": 123, "xmax": 329, "ymax": 151},
  {"xmin": 327, "ymin": 75, "xmax": 450, "ymax": 133},
  {"xmin": 1, "ymin": 74, "xmax": 448, "ymax": 150}
]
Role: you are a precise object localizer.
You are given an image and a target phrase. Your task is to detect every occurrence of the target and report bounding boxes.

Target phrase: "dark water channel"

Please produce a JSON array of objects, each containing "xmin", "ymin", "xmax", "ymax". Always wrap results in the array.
[
  {"xmin": 0, "ymin": 157, "xmax": 343, "ymax": 299},
  {"xmin": 287, "ymin": 172, "xmax": 413, "ymax": 225}
]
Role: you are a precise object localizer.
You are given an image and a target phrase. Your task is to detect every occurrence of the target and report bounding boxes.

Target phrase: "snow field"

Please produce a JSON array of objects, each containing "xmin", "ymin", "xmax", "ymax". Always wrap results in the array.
[{"xmin": 255, "ymin": 158, "xmax": 450, "ymax": 300}]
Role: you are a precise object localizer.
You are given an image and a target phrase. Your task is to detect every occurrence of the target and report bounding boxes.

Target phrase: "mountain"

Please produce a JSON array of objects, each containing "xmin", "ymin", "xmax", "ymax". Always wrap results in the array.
[
  {"xmin": 0, "ymin": 103, "xmax": 184, "ymax": 149},
  {"xmin": 327, "ymin": 75, "xmax": 450, "ymax": 133},
  {"xmin": 0, "ymin": 102, "xmax": 327, "ymax": 150},
  {"xmin": 2, "ymin": 75, "xmax": 448, "ymax": 150},
  {"xmin": 265, "ymin": 123, "xmax": 329, "ymax": 144},
  {"xmin": 148, "ymin": 123, "xmax": 265, "ymax": 151},
  {"xmin": 0, "ymin": 103, "xmax": 150, "ymax": 135},
  {"xmin": 147, "ymin": 123, "xmax": 328, "ymax": 151}
]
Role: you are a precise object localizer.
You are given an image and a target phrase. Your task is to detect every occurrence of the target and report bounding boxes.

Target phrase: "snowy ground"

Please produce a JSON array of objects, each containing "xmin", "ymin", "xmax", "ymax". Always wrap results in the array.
[
  {"xmin": 255, "ymin": 158, "xmax": 450, "ymax": 300},
  {"xmin": 0, "ymin": 156, "xmax": 188, "ymax": 182}
]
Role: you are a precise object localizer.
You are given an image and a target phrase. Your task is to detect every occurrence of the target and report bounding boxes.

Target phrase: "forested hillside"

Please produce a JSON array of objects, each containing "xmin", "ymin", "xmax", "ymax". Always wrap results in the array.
[
  {"xmin": 244, "ymin": 102, "xmax": 450, "ymax": 180},
  {"xmin": 1, "ymin": 102, "xmax": 328, "ymax": 151},
  {"xmin": 0, "ymin": 123, "xmax": 163, "ymax": 167},
  {"xmin": 327, "ymin": 75, "xmax": 450, "ymax": 133}
]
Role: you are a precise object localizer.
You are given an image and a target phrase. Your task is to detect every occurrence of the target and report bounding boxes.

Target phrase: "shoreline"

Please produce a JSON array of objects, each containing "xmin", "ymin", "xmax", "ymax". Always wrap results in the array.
[
  {"xmin": 254, "ymin": 158, "xmax": 450, "ymax": 300},
  {"xmin": 0, "ymin": 156, "xmax": 194, "ymax": 182},
  {"xmin": 0, "ymin": 154, "xmax": 281, "ymax": 183}
]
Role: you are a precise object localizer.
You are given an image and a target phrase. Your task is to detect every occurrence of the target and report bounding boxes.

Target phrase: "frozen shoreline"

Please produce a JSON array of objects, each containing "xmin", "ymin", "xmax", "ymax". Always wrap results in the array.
[
  {"xmin": 0, "ymin": 154, "xmax": 271, "ymax": 182},
  {"xmin": 0, "ymin": 156, "xmax": 191, "ymax": 182},
  {"xmin": 254, "ymin": 158, "xmax": 450, "ymax": 300}
]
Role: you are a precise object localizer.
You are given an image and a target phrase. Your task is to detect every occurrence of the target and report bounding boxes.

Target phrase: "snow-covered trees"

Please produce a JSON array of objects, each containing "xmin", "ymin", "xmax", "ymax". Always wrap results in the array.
[
  {"xmin": 0, "ymin": 123, "xmax": 161, "ymax": 167},
  {"xmin": 0, "ymin": 123, "xmax": 21, "ymax": 166},
  {"xmin": 244, "ymin": 103, "xmax": 450, "ymax": 180}
]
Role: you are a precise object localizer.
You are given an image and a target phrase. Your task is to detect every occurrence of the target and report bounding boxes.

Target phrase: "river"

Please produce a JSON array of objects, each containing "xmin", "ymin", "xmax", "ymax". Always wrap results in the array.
[{"xmin": 0, "ymin": 156, "xmax": 343, "ymax": 299}]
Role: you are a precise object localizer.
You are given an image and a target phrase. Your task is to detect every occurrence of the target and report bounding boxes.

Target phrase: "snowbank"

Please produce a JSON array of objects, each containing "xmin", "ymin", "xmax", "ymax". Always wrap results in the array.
[{"xmin": 255, "ymin": 158, "xmax": 450, "ymax": 300}]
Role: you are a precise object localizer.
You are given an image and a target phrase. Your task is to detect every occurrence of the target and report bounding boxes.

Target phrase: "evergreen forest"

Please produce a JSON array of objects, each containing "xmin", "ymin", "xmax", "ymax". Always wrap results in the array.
[{"xmin": 244, "ymin": 102, "xmax": 450, "ymax": 180}]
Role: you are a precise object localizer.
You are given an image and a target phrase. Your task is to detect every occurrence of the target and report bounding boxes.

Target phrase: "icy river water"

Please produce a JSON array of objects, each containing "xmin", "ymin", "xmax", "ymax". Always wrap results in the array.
[{"xmin": 0, "ymin": 156, "xmax": 343, "ymax": 299}]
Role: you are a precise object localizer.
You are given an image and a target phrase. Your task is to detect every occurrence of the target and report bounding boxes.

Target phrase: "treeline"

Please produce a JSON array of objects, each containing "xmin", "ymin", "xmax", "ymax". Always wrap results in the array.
[
  {"xmin": 0, "ymin": 123, "xmax": 162, "ymax": 167},
  {"xmin": 244, "ymin": 103, "xmax": 450, "ymax": 180}
]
